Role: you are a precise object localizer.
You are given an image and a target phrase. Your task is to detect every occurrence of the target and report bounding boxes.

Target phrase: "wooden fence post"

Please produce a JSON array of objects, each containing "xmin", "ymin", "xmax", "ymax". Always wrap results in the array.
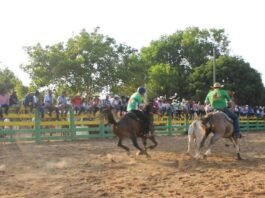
[
  {"xmin": 69, "ymin": 109, "xmax": 75, "ymax": 141},
  {"xmin": 167, "ymin": 114, "xmax": 172, "ymax": 136},
  {"xmin": 34, "ymin": 109, "xmax": 41, "ymax": 143},
  {"xmin": 185, "ymin": 116, "xmax": 189, "ymax": 134}
]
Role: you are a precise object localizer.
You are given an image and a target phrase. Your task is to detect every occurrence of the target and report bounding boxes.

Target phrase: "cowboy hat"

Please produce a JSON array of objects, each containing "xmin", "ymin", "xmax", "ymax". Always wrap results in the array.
[{"xmin": 211, "ymin": 82, "xmax": 224, "ymax": 88}]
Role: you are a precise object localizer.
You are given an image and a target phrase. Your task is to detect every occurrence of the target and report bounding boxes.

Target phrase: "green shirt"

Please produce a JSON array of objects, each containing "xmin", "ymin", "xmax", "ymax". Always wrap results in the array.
[
  {"xmin": 127, "ymin": 92, "xmax": 144, "ymax": 111},
  {"xmin": 205, "ymin": 88, "xmax": 231, "ymax": 110}
]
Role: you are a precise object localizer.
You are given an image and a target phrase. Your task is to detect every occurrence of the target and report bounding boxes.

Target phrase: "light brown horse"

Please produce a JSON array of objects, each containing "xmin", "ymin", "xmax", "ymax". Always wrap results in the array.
[
  {"xmin": 187, "ymin": 111, "xmax": 242, "ymax": 160},
  {"xmin": 101, "ymin": 104, "xmax": 158, "ymax": 156}
]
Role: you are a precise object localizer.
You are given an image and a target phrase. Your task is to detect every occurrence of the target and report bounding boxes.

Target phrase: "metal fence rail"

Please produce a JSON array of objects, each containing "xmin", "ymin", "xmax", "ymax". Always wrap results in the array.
[{"xmin": 0, "ymin": 110, "xmax": 265, "ymax": 143}]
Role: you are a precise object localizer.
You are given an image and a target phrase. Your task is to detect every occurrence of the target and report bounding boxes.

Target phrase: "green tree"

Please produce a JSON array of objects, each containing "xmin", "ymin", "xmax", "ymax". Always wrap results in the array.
[
  {"xmin": 140, "ymin": 27, "xmax": 230, "ymax": 98},
  {"xmin": 147, "ymin": 63, "xmax": 179, "ymax": 99},
  {"xmin": 21, "ymin": 28, "xmax": 137, "ymax": 96},
  {"xmin": 0, "ymin": 67, "xmax": 27, "ymax": 99},
  {"xmin": 189, "ymin": 55, "xmax": 265, "ymax": 105}
]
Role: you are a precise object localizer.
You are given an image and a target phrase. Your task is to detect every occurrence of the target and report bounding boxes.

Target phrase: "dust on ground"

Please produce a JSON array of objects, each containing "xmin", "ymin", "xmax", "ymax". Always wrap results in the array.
[{"xmin": 0, "ymin": 132, "xmax": 265, "ymax": 198}]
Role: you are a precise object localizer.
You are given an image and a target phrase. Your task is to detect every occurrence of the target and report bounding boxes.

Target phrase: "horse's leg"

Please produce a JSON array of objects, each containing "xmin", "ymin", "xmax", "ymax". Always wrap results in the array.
[
  {"xmin": 131, "ymin": 135, "xmax": 147, "ymax": 156},
  {"xmin": 204, "ymin": 133, "xmax": 221, "ymax": 157},
  {"xmin": 194, "ymin": 133, "xmax": 209, "ymax": 159},
  {"xmin": 142, "ymin": 137, "xmax": 147, "ymax": 151},
  {"xmin": 147, "ymin": 135, "xmax": 158, "ymax": 149},
  {"xmin": 117, "ymin": 137, "xmax": 130, "ymax": 154},
  {"xmin": 230, "ymin": 137, "xmax": 242, "ymax": 160},
  {"xmin": 187, "ymin": 134, "xmax": 193, "ymax": 154}
]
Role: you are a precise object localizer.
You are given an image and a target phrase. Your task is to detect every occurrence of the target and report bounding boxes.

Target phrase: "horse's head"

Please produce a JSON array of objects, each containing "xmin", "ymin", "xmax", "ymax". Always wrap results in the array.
[
  {"xmin": 142, "ymin": 102, "xmax": 155, "ymax": 114},
  {"xmin": 100, "ymin": 107, "xmax": 117, "ymax": 124}
]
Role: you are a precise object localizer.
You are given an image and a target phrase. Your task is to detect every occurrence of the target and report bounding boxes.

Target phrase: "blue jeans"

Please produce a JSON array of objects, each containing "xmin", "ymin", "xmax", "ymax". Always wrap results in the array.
[{"xmin": 222, "ymin": 107, "xmax": 240, "ymax": 136}]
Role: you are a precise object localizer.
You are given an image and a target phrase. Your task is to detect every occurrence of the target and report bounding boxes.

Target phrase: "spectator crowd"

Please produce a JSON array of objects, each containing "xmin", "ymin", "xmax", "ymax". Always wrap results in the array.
[{"xmin": 1, "ymin": 89, "xmax": 265, "ymax": 120}]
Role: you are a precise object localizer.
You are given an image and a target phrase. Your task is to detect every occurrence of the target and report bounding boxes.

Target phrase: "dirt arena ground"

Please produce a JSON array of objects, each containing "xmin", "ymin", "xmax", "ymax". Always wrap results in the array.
[{"xmin": 0, "ymin": 132, "xmax": 265, "ymax": 198}]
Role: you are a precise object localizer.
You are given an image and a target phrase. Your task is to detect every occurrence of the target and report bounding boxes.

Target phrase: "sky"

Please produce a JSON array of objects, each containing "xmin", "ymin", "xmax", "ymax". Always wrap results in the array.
[{"xmin": 0, "ymin": 0, "xmax": 264, "ymax": 86}]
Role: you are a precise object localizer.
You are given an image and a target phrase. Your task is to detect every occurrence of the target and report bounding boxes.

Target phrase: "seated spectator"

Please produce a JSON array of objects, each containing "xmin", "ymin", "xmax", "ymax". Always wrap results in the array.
[
  {"xmin": 33, "ymin": 90, "xmax": 44, "ymax": 118},
  {"xmin": 111, "ymin": 95, "xmax": 121, "ymax": 117},
  {"xmin": 57, "ymin": 91, "xmax": 71, "ymax": 118},
  {"xmin": 83, "ymin": 96, "xmax": 93, "ymax": 114},
  {"xmin": 152, "ymin": 98, "xmax": 159, "ymax": 114},
  {"xmin": 0, "ymin": 91, "xmax": 10, "ymax": 118},
  {"xmin": 71, "ymin": 94, "xmax": 85, "ymax": 115},
  {"xmin": 9, "ymin": 91, "xmax": 20, "ymax": 113},
  {"xmin": 120, "ymin": 96, "xmax": 129, "ymax": 115},
  {"xmin": 23, "ymin": 92, "xmax": 34, "ymax": 113},
  {"xmin": 102, "ymin": 95, "xmax": 111, "ymax": 109},
  {"xmin": 91, "ymin": 96, "xmax": 100, "ymax": 117},
  {"xmin": 44, "ymin": 90, "xmax": 59, "ymax": 120}
]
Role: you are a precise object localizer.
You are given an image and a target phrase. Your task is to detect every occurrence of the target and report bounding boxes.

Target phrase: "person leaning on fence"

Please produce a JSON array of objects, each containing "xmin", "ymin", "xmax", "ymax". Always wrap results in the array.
[
  {"xmin": 127, "ymin": 87, "xmax": 151, "ymax": 137},
  {"xmin": 205, "ymin": 82, "xmax": 242, "ymax": 138}
]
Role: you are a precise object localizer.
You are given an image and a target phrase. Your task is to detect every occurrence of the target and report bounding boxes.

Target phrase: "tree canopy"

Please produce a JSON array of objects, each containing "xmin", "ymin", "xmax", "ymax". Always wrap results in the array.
[
  {"xmin": 17, "ymin": 26, "xmax": 265, "ymax": 105},
  {"xmin": 21, "ymin": 28, "xmax": 138, "ymax": 96},
  {"xmin": 0, "ymin": 67, "xmax": 28, "ymax": 99},
  {"xmin": 189, "ymin": 55, "xmax": 265, "ymax": 105}
]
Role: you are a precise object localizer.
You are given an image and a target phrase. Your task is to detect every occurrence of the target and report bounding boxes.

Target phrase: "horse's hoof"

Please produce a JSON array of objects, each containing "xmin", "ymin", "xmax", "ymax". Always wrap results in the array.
[
  {"xmin": 136, "ymin": 151, "xmax": 144, "ymax": 156},
  {"xmin": 236, "ymin": 153, "xmax": 243, "ymax": 160},
  {"xmin": 204, "ymin": 150, "xmax": 211, "ymax": 156}
]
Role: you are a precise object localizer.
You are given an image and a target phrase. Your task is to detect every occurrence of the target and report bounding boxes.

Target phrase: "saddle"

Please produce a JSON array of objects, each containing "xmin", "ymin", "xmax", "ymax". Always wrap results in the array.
[
  {"xmin": 127, "ymin": 110, "xmax": 150, "ymax": 134},
  {"xmin": 213, "ymin": 110, "xmax": 233, "ymax": 123},
  {"xmin": 126, "ymin": 112, "xmax": 140, "ymax": 121}
]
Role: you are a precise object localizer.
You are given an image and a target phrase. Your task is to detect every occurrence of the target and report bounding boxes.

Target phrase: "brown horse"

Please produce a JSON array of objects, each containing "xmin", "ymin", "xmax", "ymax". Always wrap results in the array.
[
  {"xmin": 187, "ymin": 111, "xmax": 242, "ymax": 160},
  {"xmin": 101, "ymin": 104, "xmax": 158, "ymax": 156}
]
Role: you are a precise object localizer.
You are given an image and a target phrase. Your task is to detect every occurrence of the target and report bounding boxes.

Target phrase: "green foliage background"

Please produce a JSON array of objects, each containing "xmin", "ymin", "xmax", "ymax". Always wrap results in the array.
[{"xmin": 1, "ymin": 27, "xmax": 264, "ymax": 105}]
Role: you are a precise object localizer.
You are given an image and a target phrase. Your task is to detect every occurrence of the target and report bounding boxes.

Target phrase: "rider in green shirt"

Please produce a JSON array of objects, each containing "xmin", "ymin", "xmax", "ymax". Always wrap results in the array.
[
  {"xmin": 127, "ymin": 87, "xmax": 150, "ymax": 136},
  {"xmin": 127, "ymin": 89, "xmax": 145, "ymax": 112},
  {"xmin": 205, "ymin": 87, "xmax": 231, "ymax": 110},
  {"xmin": 205, "ymin": 82, "xmax": 241, "ymax": 138}
]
